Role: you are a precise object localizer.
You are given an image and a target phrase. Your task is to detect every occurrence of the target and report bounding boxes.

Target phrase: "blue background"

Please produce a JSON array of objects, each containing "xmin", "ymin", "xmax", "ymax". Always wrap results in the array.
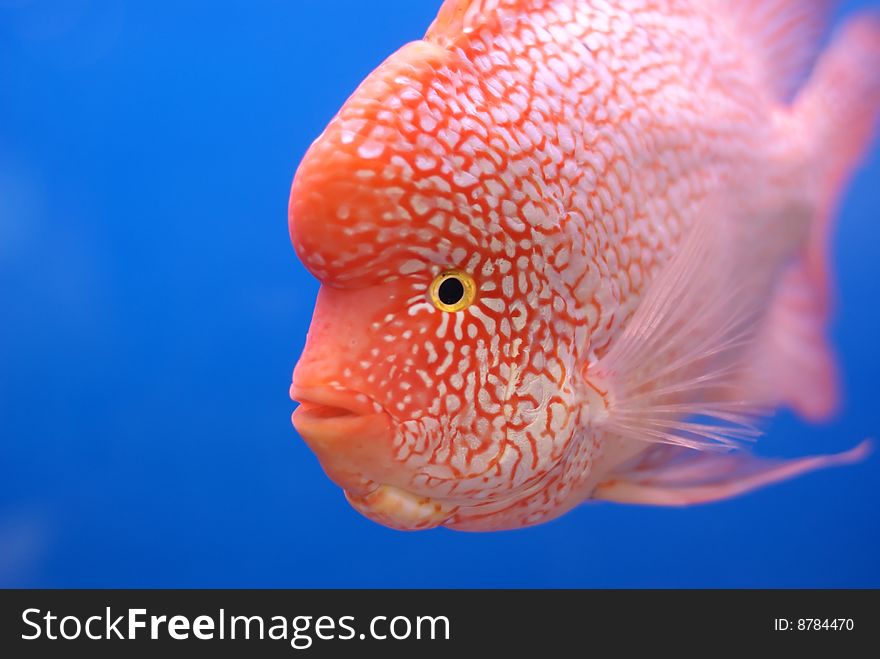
[{"xmin": 1, "ymin": 0, "xmax": 878, "ymax": 588}]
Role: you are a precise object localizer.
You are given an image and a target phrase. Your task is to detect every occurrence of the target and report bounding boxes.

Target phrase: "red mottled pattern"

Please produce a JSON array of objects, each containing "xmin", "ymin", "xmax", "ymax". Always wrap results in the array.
[{"xmin": 287, "ymin": 0, "xmax": 877, "ymax": 530}]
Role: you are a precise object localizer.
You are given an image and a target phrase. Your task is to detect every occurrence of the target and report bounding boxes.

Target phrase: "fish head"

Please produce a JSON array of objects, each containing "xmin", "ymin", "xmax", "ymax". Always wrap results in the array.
[{"xmin": 289, "ymin": 41, "xmax": 592, "ymax": 531}]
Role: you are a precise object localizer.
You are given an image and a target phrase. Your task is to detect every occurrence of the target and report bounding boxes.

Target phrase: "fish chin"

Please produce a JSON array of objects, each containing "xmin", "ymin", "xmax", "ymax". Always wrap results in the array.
[
  {"xmin": 345, "ymin": 485, "xmax": 458, "ymax": 531},
  {"xmin": 291, "ymin": 408, "xmax": 391, "ymax": 488},
  {"xmin": 290, "ymin": 384, "xmax": 557, "ymax": 531},
  {"xmin": 293, "ymin": 397, "xmax": 458, "ymax": 530}
]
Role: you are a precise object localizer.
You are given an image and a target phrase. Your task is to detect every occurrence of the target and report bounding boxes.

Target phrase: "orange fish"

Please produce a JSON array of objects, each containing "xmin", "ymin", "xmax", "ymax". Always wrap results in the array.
[{"xmin": 288, "ymin": 0, "xmax": 879, "ymax": 531}]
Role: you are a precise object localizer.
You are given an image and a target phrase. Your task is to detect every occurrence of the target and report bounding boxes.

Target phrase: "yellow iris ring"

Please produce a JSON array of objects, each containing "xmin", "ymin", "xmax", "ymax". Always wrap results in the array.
[{"xmin": 429, "ymin": 270, "xmax": 477, "ymax": 312}]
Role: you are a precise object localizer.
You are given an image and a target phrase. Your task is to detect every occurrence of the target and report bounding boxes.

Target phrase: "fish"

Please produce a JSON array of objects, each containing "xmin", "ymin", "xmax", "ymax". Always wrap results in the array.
[{"xmin": 287, "ymin": 0, "xmax": 880, "ymax": 531}]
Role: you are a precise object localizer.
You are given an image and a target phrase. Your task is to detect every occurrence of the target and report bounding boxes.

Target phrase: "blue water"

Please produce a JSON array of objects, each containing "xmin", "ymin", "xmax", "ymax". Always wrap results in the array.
[{"xmin": 1, "ymin": 1, "xmax": 878, "ymax": 588}]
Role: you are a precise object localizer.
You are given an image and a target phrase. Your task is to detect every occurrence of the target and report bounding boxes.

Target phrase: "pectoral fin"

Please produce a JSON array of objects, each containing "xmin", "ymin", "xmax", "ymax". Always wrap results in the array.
[
  {"xmin": 589, "ymin": 194, "xmax": 779, "ymax": 452},
  {"xmin": 593, "ymin": 441, "xmax": 870, "ymax": 506}
]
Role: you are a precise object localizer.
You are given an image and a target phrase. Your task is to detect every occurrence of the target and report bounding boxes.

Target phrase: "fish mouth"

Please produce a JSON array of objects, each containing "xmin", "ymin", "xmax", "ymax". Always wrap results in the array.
[
  {"xmin": 294, "ymin": 400, "xmax": 359, "ymax": 424},
  {"xmin": 290, "ymin": 382, "xmax": 389, "ymax": 455},
  {"xmin": 290, "ymin": 383, "xmax": 378, "ymax": 421},
  {"xmin": 289, "ymin": 382, "xmax": 393, "ymax": 498}
]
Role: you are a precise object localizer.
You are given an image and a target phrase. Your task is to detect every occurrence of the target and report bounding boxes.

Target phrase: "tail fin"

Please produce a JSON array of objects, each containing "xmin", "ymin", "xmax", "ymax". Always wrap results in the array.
[
  {"xmin": 767, "ymin": 16, "xmax": 880, "ymax": 420},
  {"xmin": 796, "ymin": 15, "xmax": 880, "ymax": 309}
]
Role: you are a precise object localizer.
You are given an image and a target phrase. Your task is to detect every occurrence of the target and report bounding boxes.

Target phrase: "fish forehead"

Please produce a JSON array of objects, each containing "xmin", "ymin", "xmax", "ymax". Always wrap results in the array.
[
  {"xmin": 291, "ymin": 40, "xmax": 543, "ymax": 288},
  {"xmin": 290, "ymin": 0, "xmax": 752, "ymax": 313}
]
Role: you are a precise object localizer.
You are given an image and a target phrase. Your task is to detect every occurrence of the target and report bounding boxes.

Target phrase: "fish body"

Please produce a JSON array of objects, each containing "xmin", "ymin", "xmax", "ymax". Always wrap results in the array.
[{"xmin": 288, "ymin": 0, "xmax": 880, "ymax": 531}]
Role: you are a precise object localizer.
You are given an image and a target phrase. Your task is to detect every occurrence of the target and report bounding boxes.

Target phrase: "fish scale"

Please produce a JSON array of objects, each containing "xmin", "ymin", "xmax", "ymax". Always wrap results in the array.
[{"xmin": 289, "ymin": 0, "xmax": 880, "ymax": 530}]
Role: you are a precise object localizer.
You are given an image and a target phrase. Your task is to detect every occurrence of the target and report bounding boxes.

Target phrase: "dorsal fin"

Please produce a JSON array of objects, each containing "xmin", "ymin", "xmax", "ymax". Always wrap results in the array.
[
  {"xmin": 426, "ymin": 0, "xmax": 515, "ymax": 46},
  {"xmin": 718, "ymin": 0, "xmax": 834, "ymax": 102}
]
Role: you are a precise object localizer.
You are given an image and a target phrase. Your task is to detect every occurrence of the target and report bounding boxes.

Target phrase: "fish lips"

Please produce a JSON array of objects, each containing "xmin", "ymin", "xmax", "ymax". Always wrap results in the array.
[{"xmin": 291, "ymin": 400, "xmax": 392, "ymax": 494}]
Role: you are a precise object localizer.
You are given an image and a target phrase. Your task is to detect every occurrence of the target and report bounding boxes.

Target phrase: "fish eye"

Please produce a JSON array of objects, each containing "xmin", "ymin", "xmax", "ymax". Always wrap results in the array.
[{"xmin": 429, "ymin": 270, "xmax": 477, "ymax": 312}]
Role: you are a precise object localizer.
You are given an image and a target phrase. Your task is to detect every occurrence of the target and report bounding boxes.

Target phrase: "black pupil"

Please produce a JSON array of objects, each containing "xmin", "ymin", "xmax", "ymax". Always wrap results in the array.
[{"xmin": 438, "ymin": 277, "xmax": 465, "ymax": 306}]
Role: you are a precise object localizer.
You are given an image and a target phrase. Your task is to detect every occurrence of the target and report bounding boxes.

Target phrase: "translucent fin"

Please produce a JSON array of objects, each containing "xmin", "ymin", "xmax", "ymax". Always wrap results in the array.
[
  {"xmin": 594, "ymin": 441, "xmax": 870, "ymax": 506},
  {"xmin": 752, "ymin": 14, "xmax": 880, "ymax": 421},
  {"xmin": 590, "ymin": 194, "xmax": 778, "ymax": 452},
  {"xmin": 752, "ymin": 261, "xmax": 839, "ymax": 421},
  {"xmin": 795, "ymin": 15, "xmax": 880, "ymax": 314},
  {"xmin": 718, "ymin": 0, "xmax": 834, "ymax": 102}
]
